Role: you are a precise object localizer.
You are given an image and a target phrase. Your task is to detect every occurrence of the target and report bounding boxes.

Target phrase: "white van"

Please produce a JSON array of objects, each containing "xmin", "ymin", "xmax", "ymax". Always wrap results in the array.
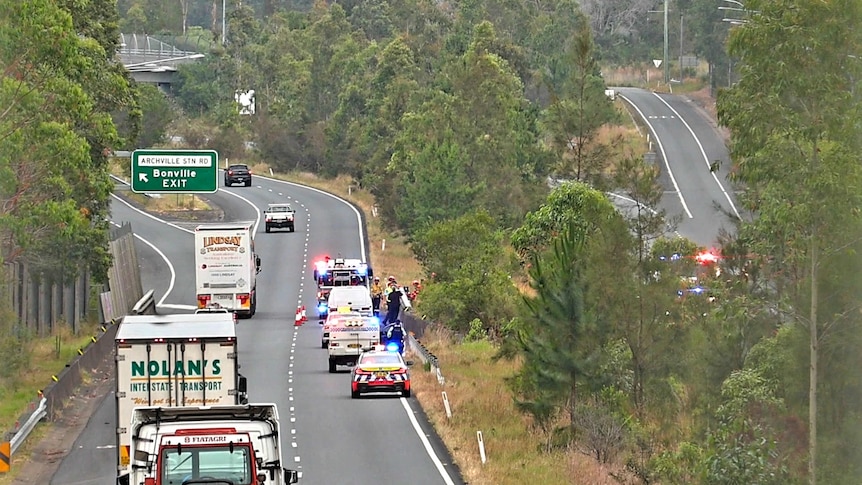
[{"xmin": 326, "ymin": 286, "xmax": 374, "ymax": 317}]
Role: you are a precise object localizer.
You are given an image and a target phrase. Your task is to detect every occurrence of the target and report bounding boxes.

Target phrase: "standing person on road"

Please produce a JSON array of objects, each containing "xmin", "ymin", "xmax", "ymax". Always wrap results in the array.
[
  {"xmin": 370, "ymin": 276, "xmax": 384, "ymax": 315},
  {"xmin": 382, "ymin": 281, "xmax": 403, "ymax": 326}
]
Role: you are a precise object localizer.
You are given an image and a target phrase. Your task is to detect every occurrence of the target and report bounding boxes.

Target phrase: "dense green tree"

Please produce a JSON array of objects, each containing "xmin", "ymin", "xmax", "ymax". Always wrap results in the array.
[
  {"xmin": 410, "ymin": 210, "xmax": 519, "ymax": 335},
  {"xmin": 540, "ymin": 15, "xmax": 617, "ymax": 184},
  {"xmin": 717, "ymin": 0, "xmax": 862, "ymax": 482},
  {"xmin": 509, "ymin": 223, "xmax": 597, "ymax": 438},
  {"xmin": 0, "ymin": 0, "xmax": 133, "ymax": 281}
]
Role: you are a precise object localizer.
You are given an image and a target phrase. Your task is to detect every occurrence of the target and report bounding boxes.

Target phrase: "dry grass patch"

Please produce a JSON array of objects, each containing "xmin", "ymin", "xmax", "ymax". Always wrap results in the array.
[{"xmin": 411, "ymin": 326, "xmax": 627, "ymax": 485}]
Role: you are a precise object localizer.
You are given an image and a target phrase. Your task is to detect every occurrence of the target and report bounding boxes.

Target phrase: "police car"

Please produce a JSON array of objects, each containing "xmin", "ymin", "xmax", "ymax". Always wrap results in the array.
[{"xmin": 351, "ymin": 348, "xmax": 413, "ymax": 399}]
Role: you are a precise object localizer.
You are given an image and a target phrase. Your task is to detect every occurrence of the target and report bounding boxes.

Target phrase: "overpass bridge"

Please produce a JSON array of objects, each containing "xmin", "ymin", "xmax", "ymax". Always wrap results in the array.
[{"xmin": 118, "ymin": 34, "xmax": 205, "ymax": 89}]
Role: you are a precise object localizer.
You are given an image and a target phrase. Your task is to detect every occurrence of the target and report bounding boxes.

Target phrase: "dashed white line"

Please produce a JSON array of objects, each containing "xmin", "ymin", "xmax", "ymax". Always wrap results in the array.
[
  {"xmin": 618, "ymin": 93, "xmax": 694, "ymax": 219},
  {"xmin": 651, "ymin": 93, "xmax": 742, "ymax": 220}
]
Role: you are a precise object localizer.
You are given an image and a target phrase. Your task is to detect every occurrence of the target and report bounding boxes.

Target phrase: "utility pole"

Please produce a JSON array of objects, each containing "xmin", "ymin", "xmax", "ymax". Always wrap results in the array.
[
  {"xmin": 222, "ymin": 0, "xmax": 227, "ymax": 45},
  {"xmin": 663, "ymin": 0, "xmax": 669, "ymax": 83},
  {"xmin": 679, "ymin": 15, "xmax": 684, "ymax": 81},
  {"xmin": 650, "ymin": 0, "xmax": 671, "ymax": 84}
]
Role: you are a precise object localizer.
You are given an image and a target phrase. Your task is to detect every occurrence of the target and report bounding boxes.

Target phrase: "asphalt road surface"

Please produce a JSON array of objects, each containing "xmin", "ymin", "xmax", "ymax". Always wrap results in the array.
[
  {"xmin": 616, "ymin": 87, "xmax": 742, "ymax": 247},
  {"xmin": 50, "ymin": 174, "xmax": 462, "ymax": 484}
]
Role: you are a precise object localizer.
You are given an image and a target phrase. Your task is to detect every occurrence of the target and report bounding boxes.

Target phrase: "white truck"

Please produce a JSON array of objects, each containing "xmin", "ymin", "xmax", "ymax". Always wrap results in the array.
[
  {"xmin": 327, "ymin": 314, "xmax": 380, "ymax": 373},
  {"xmin": 195, "ymin": 222, "xmax": 260, "ymax": 318},
  {"xmin": 115, "ymin": 313, "xmax": 248, "ymax": 483},
  {"xmin": 119, "ymin": 404, "xmax": 298, "ymax": 485},
  {"xmin": 263, "ymin": 203, "xmax": 296, "ymax": 233}
]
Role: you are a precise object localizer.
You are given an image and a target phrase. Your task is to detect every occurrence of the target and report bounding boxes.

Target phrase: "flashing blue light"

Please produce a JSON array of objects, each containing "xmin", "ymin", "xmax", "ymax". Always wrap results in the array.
[
  {"xmin": 691, "ymin": 286, "xmax": 705, "ymax": 294},
  {"xmin": 317, "ymin": 303, "xmax": 328, "ymax": 313},
  {"xmin": 386, "ymin": 342, "xmax": 401, "ymax": 352},
  {"xmin": 357, "ymin": 265, "xmax": 368, "ymax": 276},
  {"xmin": 670, "ymin": 253, "xmax": 682, "ymax": 261},
  {"xmin": 369, "ymin": 316, "xmax": 380, "ymax": 325}
]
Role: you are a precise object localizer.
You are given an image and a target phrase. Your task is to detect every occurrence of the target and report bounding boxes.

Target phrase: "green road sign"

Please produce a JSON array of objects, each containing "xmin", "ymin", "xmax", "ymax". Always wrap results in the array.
[{"xmin": 131, "ymin": 149, "xmax": 218, "ymax": 193}]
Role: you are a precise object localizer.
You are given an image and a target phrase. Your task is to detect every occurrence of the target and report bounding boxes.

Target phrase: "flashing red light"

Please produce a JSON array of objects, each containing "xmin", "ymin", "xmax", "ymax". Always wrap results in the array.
[{"xmin": 696, "ymin": 251, "xmax": 719, "ymax": 265}]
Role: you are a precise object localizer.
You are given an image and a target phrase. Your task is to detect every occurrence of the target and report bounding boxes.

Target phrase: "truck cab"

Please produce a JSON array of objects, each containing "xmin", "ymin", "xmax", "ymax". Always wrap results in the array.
[{"xmin": 122, "ymin": 404, "xmax": 298, "ymax": 485}]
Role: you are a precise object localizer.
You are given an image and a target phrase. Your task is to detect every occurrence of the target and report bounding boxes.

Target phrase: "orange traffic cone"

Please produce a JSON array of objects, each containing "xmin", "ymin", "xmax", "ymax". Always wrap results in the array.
[
  {"xmin": 295, "ymin": 307, "xmax": 303, "ymax": 326},
  {"xmin": 300, "ymin": 306, "xmax": 307, "ymax": 322}
]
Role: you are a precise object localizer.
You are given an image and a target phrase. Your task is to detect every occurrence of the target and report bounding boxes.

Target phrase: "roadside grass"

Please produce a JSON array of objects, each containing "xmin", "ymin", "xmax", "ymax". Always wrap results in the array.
[
  {"xmin": 0, "ymin": 323, "xmax": 101, "ymax": 432},
  {"xmin": 411, "ymin": 327, "xmax": 630, "ymax": 485},
  {"xmin": 0, "ymin": 321, "xmax": 101, "ymax": 483}
]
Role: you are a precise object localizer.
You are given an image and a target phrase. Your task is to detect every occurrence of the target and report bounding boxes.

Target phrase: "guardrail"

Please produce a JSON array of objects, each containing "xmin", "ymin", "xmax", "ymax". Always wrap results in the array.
[
  {"xmin": 407, "ymin": 333, "xmax": 445, "ymax": 386},
  {"xmin": 9, "ymin": 398, "xmax": 47, "ymax": 455},
  {"xmin": 131, "ymin": 289, "xmax": 156, "ymax": 315}
]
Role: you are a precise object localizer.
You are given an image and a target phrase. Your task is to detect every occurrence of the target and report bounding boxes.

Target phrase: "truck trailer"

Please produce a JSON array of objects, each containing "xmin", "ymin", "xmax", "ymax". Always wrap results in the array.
[
  {"xmin": 195, "ymin": 222, "xmax": 260, "ymax": 318},
  {"xmin": 115, "ymin": 313, "xmax": 248, "ymax": 483}
]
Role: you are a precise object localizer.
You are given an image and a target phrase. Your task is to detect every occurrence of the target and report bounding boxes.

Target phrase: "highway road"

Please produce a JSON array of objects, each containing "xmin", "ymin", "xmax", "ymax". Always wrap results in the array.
[
  {"xmin": 51, "ymin": 174, "xmax": 462, "ymax": 484},
  {"xmin": 616, "ymin": 87, "xmax": 742, "ymax": 247}
]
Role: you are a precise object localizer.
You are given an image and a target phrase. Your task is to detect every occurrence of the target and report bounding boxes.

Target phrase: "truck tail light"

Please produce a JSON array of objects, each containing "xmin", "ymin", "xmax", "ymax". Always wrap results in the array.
[
  {"xmin": 238, "ymin": 293, "xmax": 250, "ymax": 307},
  {"xmin": 197, "ymin": 294, "xmax": 211, "ymax": 308}
]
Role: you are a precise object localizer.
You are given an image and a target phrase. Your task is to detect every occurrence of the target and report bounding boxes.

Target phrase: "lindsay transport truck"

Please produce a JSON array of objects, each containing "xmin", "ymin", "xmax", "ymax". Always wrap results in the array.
[
  {"xmin": 115, "ymin": 313, "xmax": 248, "ymax": 483},
  {"xmin": 119, "ymin": 404, "xmax": 298, "ymax": 485},
  {"xmin": 195, "ymin": 222, "xmax": 260, "ymax": 318}
]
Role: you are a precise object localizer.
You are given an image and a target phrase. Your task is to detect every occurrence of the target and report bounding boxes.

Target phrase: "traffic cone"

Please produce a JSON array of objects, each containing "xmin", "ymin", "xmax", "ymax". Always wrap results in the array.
[
  {"xmin": 300, "ymin": 306, "xmax": 307, "ymax": 322},
  {"xmin": 295, "ymin": 307, "xmax": 303, "ymax": 326}
]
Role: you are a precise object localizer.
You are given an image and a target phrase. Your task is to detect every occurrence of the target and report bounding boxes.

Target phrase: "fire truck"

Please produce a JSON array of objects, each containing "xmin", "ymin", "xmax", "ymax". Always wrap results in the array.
[{"xmin": 312, "ymin": 256, "xmax": 372, "ymax": 319}]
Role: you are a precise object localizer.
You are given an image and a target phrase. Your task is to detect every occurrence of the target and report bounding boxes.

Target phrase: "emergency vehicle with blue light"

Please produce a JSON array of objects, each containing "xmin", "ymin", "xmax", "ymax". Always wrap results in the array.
[{"xmin": 312, "ymin": 256, "xmax": 372, "ymax": 318}]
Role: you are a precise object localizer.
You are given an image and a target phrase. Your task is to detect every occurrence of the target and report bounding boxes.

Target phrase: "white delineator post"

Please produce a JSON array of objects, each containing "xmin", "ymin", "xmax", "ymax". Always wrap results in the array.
[
  {"xmin": 477, "ymin": 431, "xmax": 487, "ymax": 464},
  {"xmin": 442, "ymin": 391, "xmax": 452, "ymax": 419}
]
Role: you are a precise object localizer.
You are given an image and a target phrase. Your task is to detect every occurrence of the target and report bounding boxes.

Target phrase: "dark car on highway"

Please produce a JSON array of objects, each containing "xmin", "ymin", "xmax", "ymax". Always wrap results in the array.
[{"xmin": 224, "ymin": 164, "xmax": 252, "ymax": 187}]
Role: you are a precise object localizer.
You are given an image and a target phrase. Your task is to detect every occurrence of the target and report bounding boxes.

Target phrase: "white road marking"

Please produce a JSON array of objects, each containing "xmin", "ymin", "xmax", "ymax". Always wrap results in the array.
[
  {"xmin": 400, "ymin": 398, "xmax": 456, "ymax": 485},
  {"xmin": 618, "ymin": 93, "xmax": 693, "ymax": 219},
  {"xmin": 108, "ymin": 216, "xmax": 179, "ymax": 308},
  {"xmin": 651, "ymin": 93, "xmax": 742, "ymax": 220}
]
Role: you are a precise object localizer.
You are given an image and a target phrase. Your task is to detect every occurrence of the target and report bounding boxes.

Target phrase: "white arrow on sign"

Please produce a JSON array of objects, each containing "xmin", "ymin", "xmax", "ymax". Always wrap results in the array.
[{"xmin": 138, "ymin": 173, "xmax": 148, "ymax": 183}]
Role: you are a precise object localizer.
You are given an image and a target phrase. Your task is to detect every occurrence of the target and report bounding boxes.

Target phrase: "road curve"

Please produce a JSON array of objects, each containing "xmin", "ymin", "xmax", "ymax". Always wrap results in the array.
[
  {"xmin": 50, "ymin": 175, "xmax": 462, "ymax": 484},
  {"xmin": 615, "ymin": 87, "xmax": 741, "ymax": 246}
]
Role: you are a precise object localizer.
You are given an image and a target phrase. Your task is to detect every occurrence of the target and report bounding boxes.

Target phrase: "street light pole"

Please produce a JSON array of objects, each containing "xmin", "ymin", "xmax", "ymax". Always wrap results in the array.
[{"xmin": 222, "ymin": 0, "xmax": 226, "ymax": 45}]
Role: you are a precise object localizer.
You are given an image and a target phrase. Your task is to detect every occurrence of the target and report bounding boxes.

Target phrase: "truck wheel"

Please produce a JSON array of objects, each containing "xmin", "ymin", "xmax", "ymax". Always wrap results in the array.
[
  {"xmin": 328, "ymin": 360, "xmax": 337, "ymax": 373},
  {"xmin": 351, "ymin": 389, "xmax": 361, "ymax": 399},
  {"xmin": 289, "ymin": 225, "xmax": 295, "ymax": 232},
  {"xmin": 265, "ymin": 225, "xmax": 271, "ymax": 233},
  {"xmin": 321, "ymin": 340, "xmax": 327, "ymax": 349},
  {"xmin": 250, "ymin": 293, "xmax": 256, "ymax": 316},
  {"xmin": 402, "ymin": 389, "xmax": 411, "ymax": 398}
]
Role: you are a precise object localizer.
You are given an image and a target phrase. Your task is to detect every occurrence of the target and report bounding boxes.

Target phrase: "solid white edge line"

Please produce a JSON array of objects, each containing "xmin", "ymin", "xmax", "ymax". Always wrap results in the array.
[
  {"xmin": 109, "ymin": 220, "xmax": 177, "ymax": 307},
  {"xmin": 110, "ymin": 193, "xmax": 194, "ymax": 235},
  {"xmin": 618, "ymin": 92, "xmax": 694, "ymax": 219},
  {"xmin": 652, "ymin": 93, "xmax": 742, "ymax": 220},
  {"xmin": 217, "ymin": 186, "xmax": 263, "ymax": 234},
  {"xmin": 238, "ymin": 172, "xmax": 367, "ymax": 262},
  {"xmin": 400, "ymin": 398, "xmax": 456, "ymax": 485}
]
